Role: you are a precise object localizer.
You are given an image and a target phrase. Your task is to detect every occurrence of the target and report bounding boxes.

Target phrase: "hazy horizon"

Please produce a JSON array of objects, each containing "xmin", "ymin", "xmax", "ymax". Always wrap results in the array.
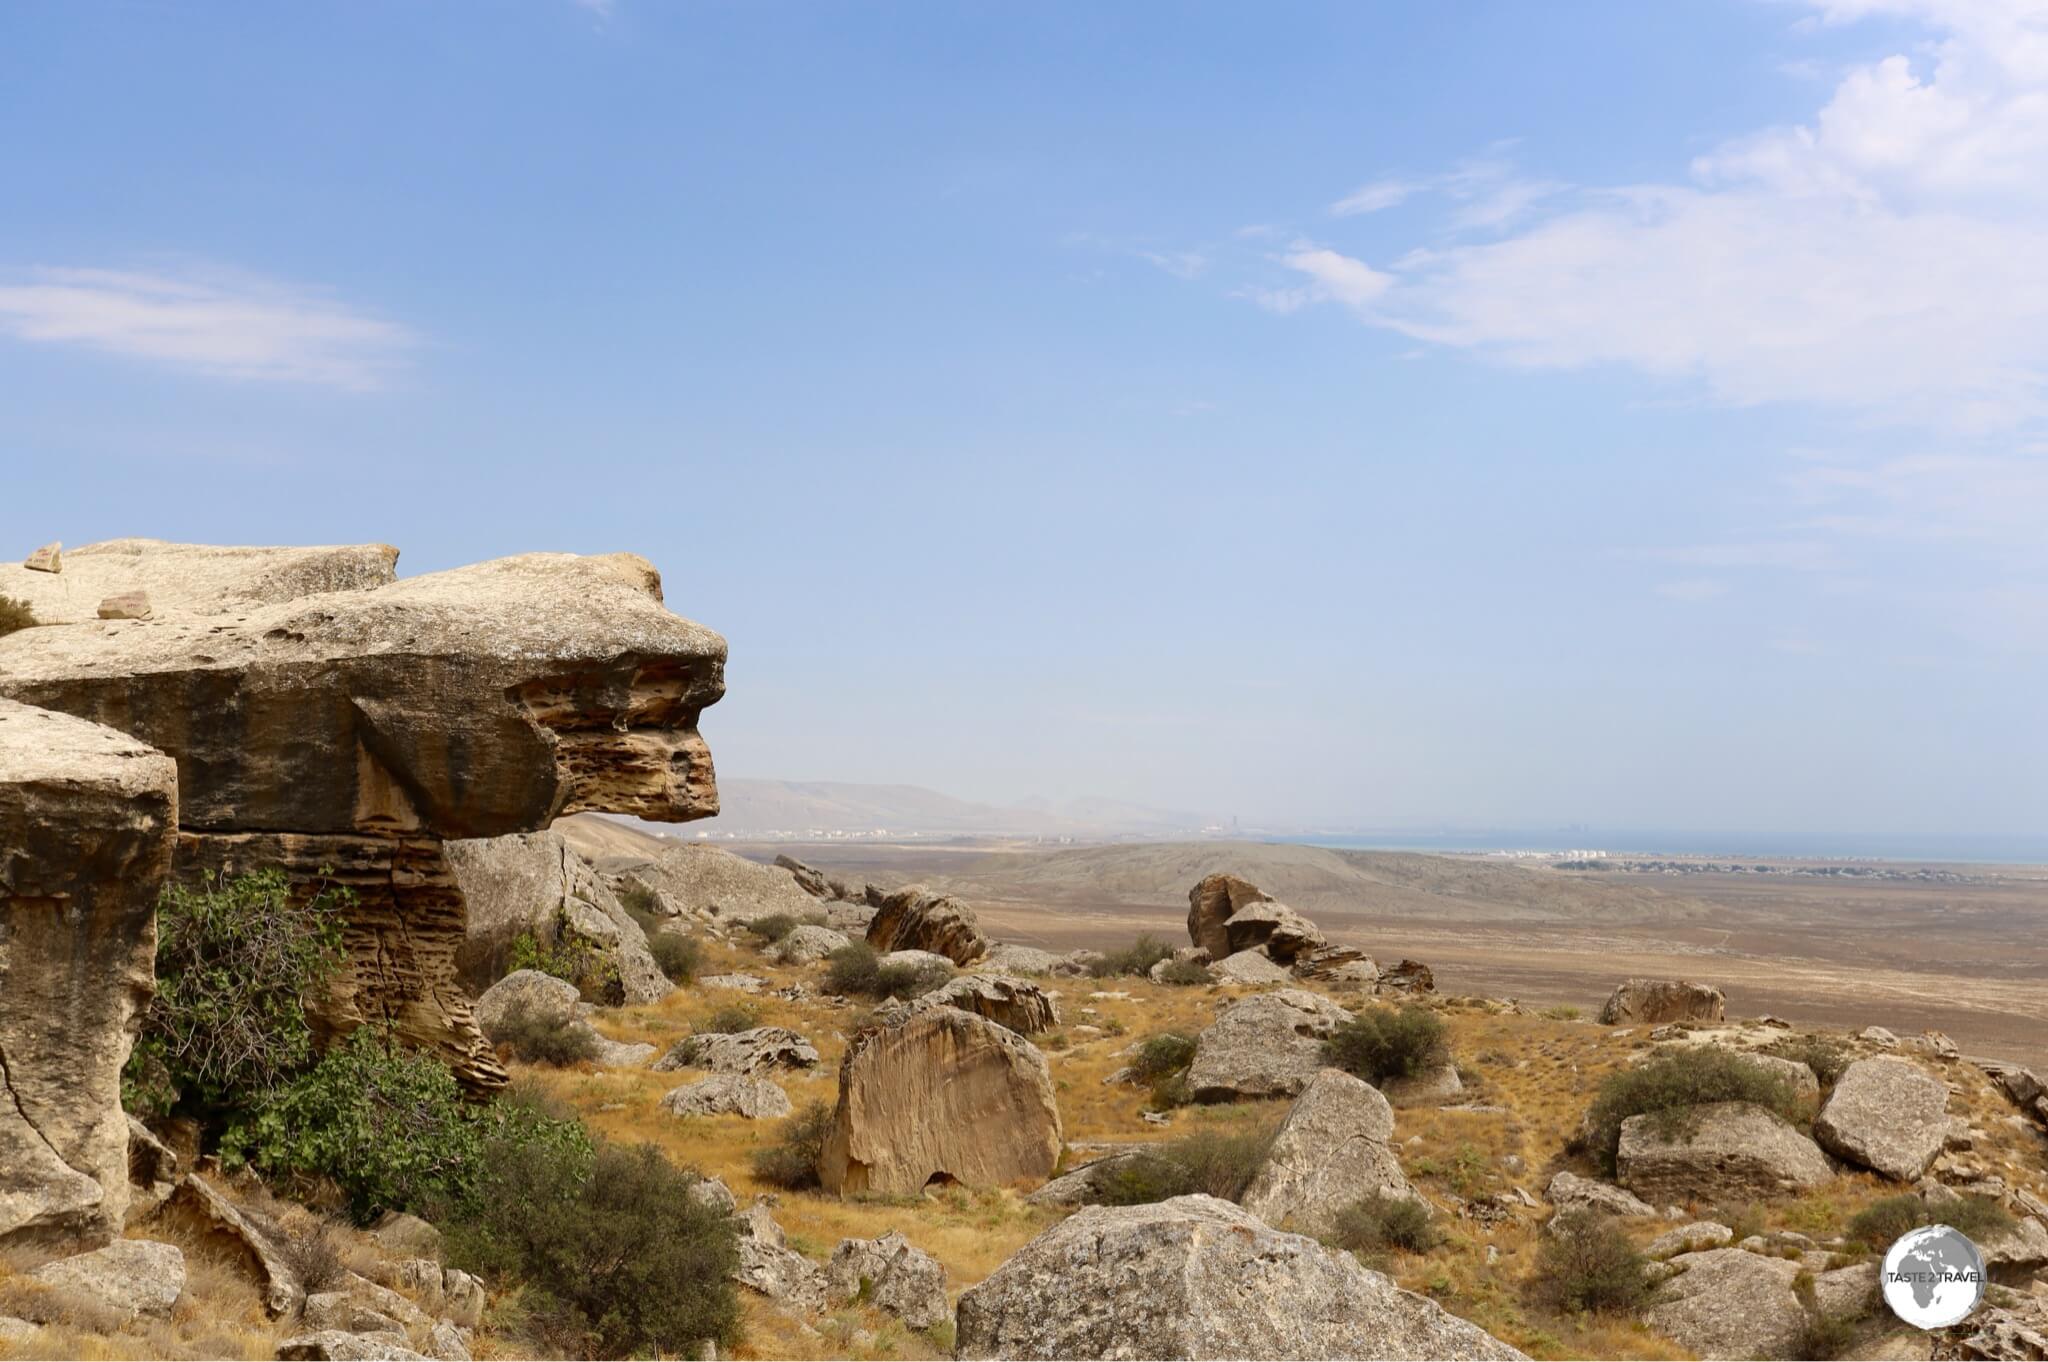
[{"xmin": 6, "ymin": 2, "xmax": 2047, "ymax": 839}]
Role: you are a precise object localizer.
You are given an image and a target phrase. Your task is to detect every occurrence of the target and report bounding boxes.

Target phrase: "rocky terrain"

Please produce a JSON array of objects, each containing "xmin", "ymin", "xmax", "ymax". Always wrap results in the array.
[{"xmin": 4, "ymin": 539, "xmax": 2047, "ymax": 1362}]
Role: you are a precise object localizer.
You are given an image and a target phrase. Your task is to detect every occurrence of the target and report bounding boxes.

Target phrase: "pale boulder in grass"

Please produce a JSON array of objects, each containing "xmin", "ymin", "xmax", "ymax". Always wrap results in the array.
[
  {"xmin": 26, "ymin": 1239, "xmax": 186, "ymax": 1322},
  {"xmin": 825, "ymin": 1231, "xmax": 948, "ymax": 1329},
  {"xmin": 659, "ymin": 1075, "xmax": 793, "ymax": 1119},
  {"xmin": 1616, "ymin": 1102, "xmax": 1834, "ymax": 1203},
  {"xmin": 1240, "ymin": 1068, "xmax": 1422, "ymax": 1238},
  {"xmin": 1813, "ymin": 1056, "xmax": 1948, "ymax": 1180},
  {"xmin": 1185, "ymin": 988, "xmax": 1352, "ymax": 1102},
  {"xmin": 1645, "ymin": 1248, "xmax": 1806, "ymax": 1360}
]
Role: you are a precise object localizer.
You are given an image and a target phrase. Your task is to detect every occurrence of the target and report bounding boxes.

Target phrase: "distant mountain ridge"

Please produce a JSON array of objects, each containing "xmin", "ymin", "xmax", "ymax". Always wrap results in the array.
[{"xmin": 617, "ymin": 777, "xmax": 1212, "ymax": 838}]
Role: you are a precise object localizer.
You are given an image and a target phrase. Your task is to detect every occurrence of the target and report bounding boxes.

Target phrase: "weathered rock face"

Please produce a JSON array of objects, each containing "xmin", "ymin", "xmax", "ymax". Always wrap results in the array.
[
  {"xmin": 25, "ymin": 1238, "xmax": 187, "ymax": 1323},
  {"xmin": 659, "ymin": 1075, "xmax": 792, "ymax": 1119},
  {"xmin": 902, "ymin": 973, "xmax": 1060, "ymax": 1035},
  {"xmin": 1645, "ymin": 1248, "xmax": 1806, "ymax": 1360},
  {"xmin": 1378, "ymin": 959, "xmax": 1435, "ymax": 994},
  {"xmin": 1186, "ymin": 873, "xmax": 1272, "ymax": 960},
  {"xmin": 1024, "ymin": 1150, "xmax": 1157, "ymax": 1208},
  {"xmin": 1545, "ymin": 1171, "xmax": 1656, "ymax": 1220},
  {"xmin": 472, "ymin": 969, "xmax": 580, "ymax": 1036},
  {"xmin": 0, "ymin": 546, "xmax": 727, "ymax": 1091},
  {"xmin": 606, "ymin": 843, "xmax": 817, "ymax": 927},
  {"xmin": 444, "ymin": 831, "xmax": 669, "ymax": 1004},
  {"xmin": 773, "ymin": 854, "xmax": 834, "ymax": 900},
  {"xmin": 825, "ymin": 1231, "xmax": 947, "ymax": 1330},
  {"xmin": 1210, "ymin": 948, "xmax": 1292, "ymax": 985},
  {"xmin": 1616, "ymin": 1102, "xmax": 1835, "ymax": 1203},
  {"xmin": 1738, "ymin": 1051, "xmax": 1822, "ymax": 1103},
  {"xmin": 0, "ymin": 539, "xmax": 397, "ymax": 626},
  {"xmin": 773, "ymin": 923, "xmax": 849, "ymax": 964},
  {"xmin": 1381, "ymin": 1061, "xmax": 1465, "ymax": 1108},
  {"xmin": 819, "ymin": 1008, "xmax": 1060, "ymax": 1196},
  {"xmin": 1222, "ymin": 901, "xmax": 1327, "ymax": 963},
  {"xmin": 0, "ymin": 700, "xmax": 177, "ymax": 1252},
  {"xmin": 653, "ymin": 1027, "xmax": 820, "ymax": 1076},
  {"xmin": 864, "ymin": 886, "xmax": 988, "ymax": 966},
  {"xmin": 1598, "ymin": 978, "xmax": 1726, "ymax": 1026},
  {"xmin": 1240, "ymin": 1069, "xmax": 1419, "ymax": 1237},
  {"xmin": 954, "ymin": 1196, "xmax": 1525, "ymax": 1361},
  {"xmin": 1813, "ymin": 1056, "xmax": 1948, "ymax": 1181},
  {"xmin": 731, "ymin": 1203, "xmax": 828, "ymax": 1315},
  {"xmin": 1185, "ymin": 989, "xmax": 1353, "ymax": 1103},
  {"xmin": 982, "ymin": 943, "xmax": 1063, "ymax": 976}
]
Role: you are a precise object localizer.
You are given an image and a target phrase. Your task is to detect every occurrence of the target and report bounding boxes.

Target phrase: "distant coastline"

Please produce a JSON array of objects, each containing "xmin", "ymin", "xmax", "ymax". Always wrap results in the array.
[{"xmin": 1280, "ymin": 830, "xmax": 2048, "ymax": 867}]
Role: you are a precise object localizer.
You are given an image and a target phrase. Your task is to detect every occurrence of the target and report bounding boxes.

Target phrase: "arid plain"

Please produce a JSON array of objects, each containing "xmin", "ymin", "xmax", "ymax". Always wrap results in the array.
[{"xmin": 713, "ymin": 838, "xmax": 2048, "ymax": 1068}]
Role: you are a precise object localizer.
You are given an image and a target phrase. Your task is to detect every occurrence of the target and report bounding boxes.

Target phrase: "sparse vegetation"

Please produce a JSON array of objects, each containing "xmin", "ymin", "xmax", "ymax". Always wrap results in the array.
[
  {"xmin": 1846, "ymin": 1192, "xmax": 2013, "ymax": 1251},
  {"xmin": 752, "ymin": 1101, "xmax": 833, "ymax": 1190},
  {"xmin": 1323, "ymin": 1005, "xmax": 1450, "ymax": 1086},
  {"xmin": 1154, "ymin": 957, "xmax": 1213, "ymax": 986},
  {"xmin": 699, "ymin": 1001, "xmax": 762, "ymax": 1034},
  {"xmin": 1579, "ymin": 1047, "xmax": 1802, "ymax": 1171},
  {"xmin": 489, "ymin": 1000, "xmax": 600, "ymax": 1066},
  {"xmin": 823, "ymin": 940, "xmax": 952, "ymax": 1000},
  {"xmin": 1098, "ymin": 1121, "xmax": 1277, "ymax": 1205},
  {"xmin": 747, "ymin": 912, "xmax": 802, "ymax": 943},
  {"xmin": 1530, "ymin": 1209, "xmax": 1651, "ymax": 1314},
  {"xmin": 1330, "ymin": 1192, "xmax": 1438, "ymax": 1253},
  {"xmin": 620, "ymin": 896, "xmax": 703, "ymax": 983},
  {"xmin": 1762, "ymin": 1034, "xmax": 1853, "ymax": 1087},
  {"xmin": 1787, "ymin": 1309, "xmax": 1863, "ymax": 1361},
  {"xmin": 1540, "ymin": 1004, "xmax": 1583, "ymax": 1021},
  {"xmin": 511, "ymin": 928, "xmax": 623, "ymax": 1004},
  {"xmin": 1090, "ymin": 933, "xmax": 1176, "ymax": 979},
  {"xmin": 1130, "ymin": 1031, "xmax": 1198, "ymax": 1082},
  {"xmin": 0, "ymin": 594, "xmax": 36, "ymax": 637}
]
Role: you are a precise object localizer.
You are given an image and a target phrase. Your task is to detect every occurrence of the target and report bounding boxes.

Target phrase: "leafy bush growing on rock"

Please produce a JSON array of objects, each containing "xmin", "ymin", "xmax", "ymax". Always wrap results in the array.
[
  {"xmin": 123, "ymin": 869, "xmax": 350, "ymax": 1122},
  {"xmin": 1322, "ymin": 1005, "xmax": 1450, "ymax": 1087},
  {"xmin": 1098, "ymin": 1122, "xmax": 1277, "ymax": 1206},
  {"xmin": 823, "ymin": 941, "xmax": 952, "ymax": 1000},
  {"xmin": 1530, "ymin": 1209, "xmax": 1651, "ymax": 1314},
  {"xmin": 490, "ymin": 1000, "xmax": 600, "ymax": 1067},
  {"xmin": 1761, "ymin": 1034, "xmax": 1852, "ymax": 1087},
  {"xmin": 1579, "ymin": 1047, "xmax": 1802, "ymax": 1172},
  {"xmin": 1089, "ymin": 933, "xmax": 1175, "ymax": 979},
  {"xmin": 1154, "ymin": 957, "xmax": 1213, "ymax": 986},
  {"xmin": 1847, "ymin": 1193, "xmax": 2013, "ymax": 1251},
  {"xmin": 751, "ymin": 1101, "xmax": 833, "ymax": 1191},
  {"xmin": 1131, "ymin": 1032, "xmax": 1198, "ymax": 1082},
  {"xmin": 1330, "ymin": 1192, "xmax": 1438, "ymax": 1254},
  {"xmin": 0, "ymin": 594, "xmax": 36, "ymax": 637},
  {"xmin": 746, "ymin": 913, "xmax": 801, "ymax": 943},
  {"xmin": 874, "ymin": 957, "xmax": 953, "ymax": 1000},
  {"xmin": 699, "ymin": 1002, "xmax": 762, "ymax": 1034},
  {"xmin": 510, "ymin": 929, "xmax": 622, "ymax": 1004}
]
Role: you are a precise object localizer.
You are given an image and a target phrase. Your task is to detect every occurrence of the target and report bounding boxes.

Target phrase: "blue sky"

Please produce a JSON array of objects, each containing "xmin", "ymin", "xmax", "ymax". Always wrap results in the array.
[{"xmin": 4, "ymin": 0, "xmax": 2045, "ymax": 839}]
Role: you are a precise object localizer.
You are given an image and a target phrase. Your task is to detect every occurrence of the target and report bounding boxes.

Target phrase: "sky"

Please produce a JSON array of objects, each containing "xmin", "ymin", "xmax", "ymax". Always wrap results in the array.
[{"xmin": 3, "ymin": 0, "xmax": 2047, "ymax": 841}]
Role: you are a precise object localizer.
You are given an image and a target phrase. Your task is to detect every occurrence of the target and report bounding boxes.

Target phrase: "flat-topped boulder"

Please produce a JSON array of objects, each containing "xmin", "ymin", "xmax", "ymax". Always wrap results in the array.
[
  {"xmin": 1546, "ymin": 1171, "xmax": 1656, "ymax": 1220},
  {"xmin": 825, "ymin": 1232, "xmax": 947, "ymax": 1330},
  {"xmin": 1185, "ymin": 989, "xmax": 1353, "ymax": 1102},
  {"xmin": 1222, "ymin": 900, "xmax": 1327, "ymax": 962},
  {"xmin": 1599, "ymin": 979, "xmax": 1725, "ymax": 1026},
  {"xmin": 659, "ymin": 1075, "xmax": 792, "ymax": 1119},
  {"xmin": 954, "ymin": 1196, "xmax": 1524, "ymax": 1360},
  {"xmin": 902, "ymin": 974, "xmax": 1059, "ymax": 1035},
  {"xmin": 1617, "ymin": 1101, "xmax": 1834, "ymax": 1203},
  {"xmin": 653, "ymin": 1027, "xmax": 819, "ymax": 1075},
  {"xmin": 0, "ymin": 539, "xmax": 397, "ymax": 625},
  {"xmin": 1240, "ymin": 1069, "xmax": 1421, "ymax": 1238},
  {"xmin": 1185, "ymin": 873, "xmax": 1272, "ymax": 959},
  {"xmin": 0, "ymin": 700, "xmax": 177, "ymax": 1252},
  {"xmin": 1814, "ymin": 1056, "xmax": 1948, "ymax": 1180},
  {"xmin": 819, "ymin": 1009, "xmax": 1060, "ymax": 1196},
  {"xmin": 865, "ymin": 886, "xmax": 987, "ymax": 965}
]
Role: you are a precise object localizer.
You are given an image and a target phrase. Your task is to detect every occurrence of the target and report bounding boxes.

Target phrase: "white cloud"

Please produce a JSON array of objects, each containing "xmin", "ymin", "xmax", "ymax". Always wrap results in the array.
[
  {"xmin": 1332, "ymin": 179, "xmax": 1416, "ymax": 215},
  {"xmin": 0, "ymin": 265, "xmax": 415, "ymax": 389},
  {"xmin": 1245, "ymin": 246, "xmax": 1394, "ymax": 314},
  {"xmin": 1138, "ymin": 250, "xmax": 1209, "ymax": 280}
]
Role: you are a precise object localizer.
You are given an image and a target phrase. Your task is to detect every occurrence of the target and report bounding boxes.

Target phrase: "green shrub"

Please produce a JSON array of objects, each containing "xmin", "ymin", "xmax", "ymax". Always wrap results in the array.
[
  {"xmin": 490, "ymin": 1002, "xmax": 599, "ymax": 1067},
  {"xmin": 510, "ymin": 930, "xmax": 621, "ymax": 1004},
  {"xmin": 751, "ymin": 1101, "xmax": 832, "ymax": 1190},
  {"xmin": 699, "ymin": 1003, "xmax": 761, "ymax": 1035},
  {"xmin": 1146, "ymin": 1071, "xmax": 1191, "ymax": 1111},
  {"xmin": 1788, "ymin": 1310, "xmax": 1863, "ymax": 1361},
  {"xmin": 746, "ymin": 913, "xmax": 801, "ymax": 944},
  {"xmin": 645, "ymin": 930, "xmax": 702, "ymax": 984},
  {"xmin": 446, "ymin": 1139, "xmax": 739, "ymax": 1359},
  {"xmin": 1098, "ymin": 1123, "xmax": 1276, "ymax": 1205},
  {"xmin": 1580, "ymin": 1048, "xmax": 1802, "ymax": 1171},
  {"xmin": 873, "ymin": 958, "xmax": 953, "ymax": 1000},
  {"xmin": 1322, "ymin": 1006, "xmax": 1449, "ymax": 1087},
  {"xmin": 1531, "ymin": 1209, "xmax": 1650, "ymax": 1314},
  {"xmin": 1090, "ymin": 934, "xmax": 1175, "ymax": 979},
  {"xmin": 1131, "ymin": 1032, "xmax": 1199, "ymax": 1082},
  {"xmin": 1540, "ymin": 1004, "xmax": 1583, "ymax": 1021},
  {"xmin": 1330, "ymin": 1192, "xmax": 1438, "ymax": 1253},
  {"xmin": 1847, "ymin": 1193, "xmax": 2014, "ymax": 1251},
  {"xmin": 123, "ymin": 869, "xmax": 350, "ymax": 1121},
  {"xmin": 1762, "ymin": 1035, "xmax": 1852, "ymax": 1087},
  {"xmin": 825, "ymin": 941, "xmax": 882, "ymax": 996},
  {"xmin": 1154, "ymin": 958, "xmax": 1213, "ymax": 986},
  {"xmin": 0, "ymin": 595, "xmax": 35, "ymax": 637}
]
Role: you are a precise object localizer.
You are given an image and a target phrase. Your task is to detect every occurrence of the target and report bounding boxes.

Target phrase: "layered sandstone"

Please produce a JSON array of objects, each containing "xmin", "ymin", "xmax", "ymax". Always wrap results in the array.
[{"xmin": 864, "ymin": 887, "xmax": 988, "ymax": 966}]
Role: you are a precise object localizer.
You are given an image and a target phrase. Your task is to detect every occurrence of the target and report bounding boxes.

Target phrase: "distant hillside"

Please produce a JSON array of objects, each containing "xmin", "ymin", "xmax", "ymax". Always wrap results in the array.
[{"xmin": 687, "ymin": 778, "xmax": 1210, "ymax": 838}]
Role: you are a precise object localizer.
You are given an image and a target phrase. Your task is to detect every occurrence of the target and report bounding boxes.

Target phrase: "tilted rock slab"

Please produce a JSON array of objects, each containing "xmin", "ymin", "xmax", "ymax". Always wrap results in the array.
[
  {"xmin": 819, "ymin": 1008, "xmax": 1060, "ymax": 1196},
  {"xmin": 1240, "ymin": 1068, "xmax": 1422, "ymax": 1238},
  {"xmin": 1185, "ymin": 988, "xmax": 1353, "ymax": 1103},
  {"xmin": 954, "ymin": 1195, "xmax": 1525, "ymax": 1360},
  {"xmin": 825, "ymin": 1231, "xmax": 948, "ymax": 1330},
  {"xmin": 0, "ymin": 700, "xmax": 176, "ymax": 1251},
  {"xmin": 1813, "ymin": 1056, "xmax": 1948, "ymax": 1181},
  {"xmin": 1185, "ymin": 872, "xmax": 1272, "ymax": 960},
  {"xmin": 1598, "ymin": 978, "xmax": 1726, "ymax": 1026},
  {"xmin": 864, "ymin": 886, "xmax": 988, "ymax": 966},
  {"xmin": 1222, "ymin": 900, "xmax": 1327, "ymax": 962},
  {"xmin": 903, "ymin": 972, "xmax": 1060, "ymax": 1035},
  {"xmin": 603, "ymin": 842, "xmax": 817, "ymax": 927},
  {"xmin": 1545, "ymin": 1170, "xmax": 1656, "ymax": 1220},
  {"xmin": 1645, "ymin": 1248, "xmax": 1806, "ymax": 1360},
  {"xmin": 732, "ymin": 1203, "xmax": 828, "ymax": 1315},
  {"xmin": 1616, "ymin": 1101, "xmax": 1835, "ymax": 1203},
  {"xmin": 0, "ymin": 547, "xmax": 726, "ymax": 1090}
]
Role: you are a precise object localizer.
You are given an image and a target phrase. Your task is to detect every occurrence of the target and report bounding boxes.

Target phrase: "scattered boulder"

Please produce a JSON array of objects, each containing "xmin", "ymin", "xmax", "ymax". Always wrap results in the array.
[
  {"xmin": 1616, "ymin": 1102, "xmax": 1834, "ymax": 1203},
  {"xmin": 1811, "ymin": 1261, "xmax": 1879, "ymax": 1317},
  {"xmin": 0, "ymin": 699, "xmax": 176, "ymax": 1251},
  {"xmin": 1598, "ymin": 978, "xmax": 1725, "ymax": 1026},
  {"xmin": 23, "ymin": 542, "xmax": 60, "ymax": 574},
  {"xmin": 1292, "ymin": 946, "xmax": 1379, "ymax": 987},
  {"xmin": 26, "ymin": 1239, "xmax": 185, "ymax": 1322},
  {"xmin": 906, "ymin": 973, "xmax": 1059, "ymax": 1035},
  {"xmin": 1240, "ymin": 1069, "xmax": 1420, "ymax": 1238},
  {"xmin": 1381, "ymin": 1062, "xmax": 1464, "ymax": 1108},
  {"xmin": 95, "ymin": 591, "xmax": 152, "ymax": 621},
  {"xmin": 773, "ymin": 923, "xmax": 849, "ymax": 964},
  {"xmin": 1222, "ymin": 901, "xmax": 1326, "ymax": 962},
  {"xmin": 1645, "ymin": 1221, "xmax": 1734, "ymax": 1260},
  {"xmin": 1979, "ymin": 1214, "xmax": 2048, "ymax": 1272},
  {"xmin": 652, "ymin": 1027, "xmax": 819, "ymax": 1075},
  {"xmin": 774, "ymin": 854, "xmax": 834, "ymax": 899},
  {"xmin": 1210, "ymin": 949, "xmax": 1291, "ymax": 985},
  {"xmin": 954, "ymin": 1195, "xmax": 1524, "ymax": 1360},
  {"xmin": 277, "ymin": 1330, "xmax": 426, "ymax": 1360},
  {"xmin": 824, "ymin": 1231, "xmax": 947, "ymax": 1330},
  {"xmin": 1645, "ymin": 1248, "xmax": 1805, "ymax": 1360},
  {"xmin": 439, "ymin": 1269, "xmax": 484, "ymax": 1329},
  {"xmin": 879, "ymin": 948, "xmax": 956, "ymax": 974},
  {"xmin": 1378, "ymin": 959, "xmax": 1435, "ymax": 994},
  {"xmin": 1814, "ymin": 1056, "xmax": 1948, "ymax": 1180},
  {"xmin": 865, "ymin": 886, "xmax": 988, "ymax": 965},
  {"xmin": 1546, "ymin": 1171, "xmax": 1656, "ymax": 1220},
  {"xmin": 982, "ymin": 943, "xmax": 1062, "ymax": 976},
  {"xmin": 699, "ymin": 972, "xmax": 766, "ymax": 992},
  {"xmin": 823, "ymin": 900, "xmax": 878, "ymax": 935},
  {"xmin": 818, "ymin": 1008, "xmax": 1060, "ymax": 1196},
  {"xmin": 1185, "ymin": 989, "xmax": 1352, "ymax": 1103},
  {"xmin": 1861, "ymin": 1025, "xmax": 1900, "ymax": 1047},
  {"xmin": 472, "ymin": 969, "xmax": 580, "ymax": 1037},
  {"xmin": 731, "ymin": 1203, "xmax": 827, "ymax": 1315},
  {"xmin": 368, "ymin": 1211, "xmax": 443, "ymax": 1261},
  {"xmin": 1024, "ymin": 1151, "xmax": 1156, "ymax": 1208},
  {"xmin": 1185, "ymin": 873, "xmax": 1272, "ymax": 960},
  {"xmin": 1737, "ymin": 1051, "xmax": 1822, "ymax": 1103},
  {"xmin": 612, "ymin": 845, "xmax": 819, "ymax": 928},
  {"xmin": 660, "ymin": 1075, "xmax": 792, "ymax": 1120},
  {"xmin": 153, "ymin": 1174, "xmax": 301, "ymax": 1317},
  {"xmin": 687, "ymin": 1176, "xmax": 738, "ymax": 1216}
]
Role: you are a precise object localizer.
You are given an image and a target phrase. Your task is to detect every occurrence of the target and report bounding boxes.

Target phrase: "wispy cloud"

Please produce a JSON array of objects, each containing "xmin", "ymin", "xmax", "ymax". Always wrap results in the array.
[
  {"xmin": 1655, "ymin": 578, "xmax": 1730, "ymax": 602},
  {"xmin": 1242, "ymin": 245, "xmax": 1393, "ymax": 314},
  {"xmin": 1137, "ymin": 249, "xmax": 1209, "ymax": 280},
  {"xmin": 0, "ymin": 265, "xmax": 415, "ymax": 389}
]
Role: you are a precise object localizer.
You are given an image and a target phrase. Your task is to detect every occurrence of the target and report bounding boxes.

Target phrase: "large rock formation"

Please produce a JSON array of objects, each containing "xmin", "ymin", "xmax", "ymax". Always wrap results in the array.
[
  {"xmin": 885, "ymin": 973, "xmax": 1059, "ymax": 1035},
  {"xmin": 1598, "ymin": 978, "xmax": 1725, "ymax": 1026},
  {"xmin": 0, "ymin": 699, "xmax": 177, "ymax": 1252},
  {"xmin": 0, "ymin": 545, "xmax": 727, "ymax": 1090},
  {"xmin": 1222, "ymin": 900, "xmax": 1327, "ymax": 963},
  {"xmin": 603, "ymin": 843, "xmax": 817, "ymax": 928},
  {"xmin": 818, "ymin": 1008, "xmax": 1060, "ymax": 1196},
  {"xmin": 864, "ymin": 886, "xmax": 988, "ymax": 966},
  {"xmin": 0, "ymin": 539, "xmax": 398, "ymax": 625},
  {"xmin": 825, "ymin": 1231, "xmax": 947, "ymax": 1330},
  {"xmin": 1645, "ymin": 1248, "xmax": 1806, "ymax": 1360},
  {"xmin": 1186, "ymin": 873, "xmax": 1271, "ymax": 960},
  {"xmin": 1185, "ymin": 989, "xmax": 1353, "ymax": 1103},
  {"xmin": 953, "ymin": 1196, "xmax": 1524, "ymax": 1360},
  {"xmin": 1240, "ymin": 1068, "xmax": 1420, "ymax": 1238},
  {"xmin": 1616, "ymin": 1101, "xmax": 1835, "ymax": 1203},
  {"xmin": 1813, "ymin": 1056, "xmax": 1948, "ymax": 1180}
]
